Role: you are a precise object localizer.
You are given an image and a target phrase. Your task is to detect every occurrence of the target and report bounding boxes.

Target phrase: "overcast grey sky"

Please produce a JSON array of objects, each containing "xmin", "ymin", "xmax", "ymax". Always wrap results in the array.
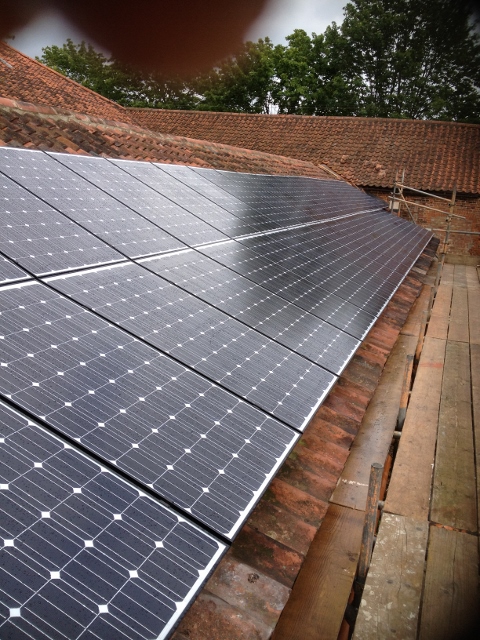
[{"xmin": 12, "ymin": 0, "xmax": 347, "ymax": 59}]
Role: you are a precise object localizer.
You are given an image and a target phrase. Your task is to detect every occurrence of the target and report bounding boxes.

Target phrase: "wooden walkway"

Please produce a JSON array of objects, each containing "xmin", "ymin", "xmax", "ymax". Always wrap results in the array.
[
  {"xmin": 271, "ymin": 262, "xmax": 479, "ymax": 640},
  {"xmin": 354, "ymin": 264, "xmax": 480, "ymax": 640},
  {"xmin": 272, "ymin": 260, "xmax": 436, "ymax": 640}
]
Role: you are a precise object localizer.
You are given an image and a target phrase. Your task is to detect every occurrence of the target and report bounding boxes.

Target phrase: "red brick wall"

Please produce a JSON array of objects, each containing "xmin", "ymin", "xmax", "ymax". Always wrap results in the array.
[{"xmin": 366, "ymin": 188, "xmax": 480, "ymax": 256}]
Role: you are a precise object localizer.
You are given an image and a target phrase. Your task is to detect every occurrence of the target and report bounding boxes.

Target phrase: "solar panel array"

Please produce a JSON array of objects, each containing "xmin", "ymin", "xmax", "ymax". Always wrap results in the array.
[{"xmin": 0, "ymin": 146, "xmax": 432, "ymax": 638}]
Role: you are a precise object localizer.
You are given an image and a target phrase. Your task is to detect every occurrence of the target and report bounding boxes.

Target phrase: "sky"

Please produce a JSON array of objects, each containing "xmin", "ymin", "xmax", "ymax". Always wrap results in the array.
[{"xmin": 12, "ymin": 0, "xmax": 347, "ymax": 59}]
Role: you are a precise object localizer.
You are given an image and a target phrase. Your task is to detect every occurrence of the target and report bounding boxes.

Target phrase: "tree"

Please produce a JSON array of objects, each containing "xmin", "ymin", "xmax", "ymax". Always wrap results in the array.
[
  {"xmin": 195, "ymin": 39, "xmax": 275, "ymax": 113},
  {"xmin": 37, "ymin": 40, "xmax": 198, "ymax": 109},
  {"xmin": 272, "ymin": 27, "xmax": 361, "ymax": 116},
  {"xmin": 38, "ymin": 1, "xmax": 480, "ymax": 122},
  {"xmin": 340, "ymin": 0, "xmax": 480, "ymax": 121}
]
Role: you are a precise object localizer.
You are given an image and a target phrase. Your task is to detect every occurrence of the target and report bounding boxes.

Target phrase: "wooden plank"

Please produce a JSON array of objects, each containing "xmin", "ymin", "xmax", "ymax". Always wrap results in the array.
[
  {"xmin": 402, "ymin": 285, "xmax": 431, "ymax": 337},
  {"xmin": 427, "ymin": 283, "xmax": 452, "ymax": 341},
  {"xmin": 471, "ymin": 343, "xmax": 480, "ymax": 533},
  {"xmin": 418, "ymin": 526, "xmax": 480, "ymax": 640},
  {"xmin": 353, "ymin": 514, "xmax": 428, "ymax": 640},
  {"xmin": 447, "ymin": 265, "xmax": 469, "ymax": 343},
  {"xmin": 272, "ymin": 504, "xmax": 364, "ymax": 640},
  {"xmin": 331, "ymin": 334, "xmax": 417, "ymax": 510},
  {"xmin": 438, "ymin": 262, "xmax": 454, "ymax": 285},
  {"xmin": 466, "ymin": 266, "xmax": 480, "ymax": 345},
  {"xmin": 384, "ymin": 336, "xmax": 445, "ymax": 520},
  {"xmin": 431, "ymin": 341, "xmax": 477, "ymax": 532}
]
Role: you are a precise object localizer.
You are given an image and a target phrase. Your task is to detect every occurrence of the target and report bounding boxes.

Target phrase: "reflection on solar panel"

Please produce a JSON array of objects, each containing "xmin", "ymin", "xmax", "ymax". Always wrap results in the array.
[
  {"xmin": 0, "ymin": 148, "xmax": 184, "ymax": 259},
  {"xmin": 0, "ymin": 401, "xmax": 225, "ymax": 640},
  {"xmin": 51, "ymin": 154, "xmax": 229, "ymax": 247},
  {"xmin": 0, "ymin": 147, "xmax": 432, "ymax": 637},
  {"xmin": 0, "ymin": 171, "xmax": 123, "ymax": 275},
  {"xmin": 111, "ymin": 159, "xmax": 267, "ymax": 238}
]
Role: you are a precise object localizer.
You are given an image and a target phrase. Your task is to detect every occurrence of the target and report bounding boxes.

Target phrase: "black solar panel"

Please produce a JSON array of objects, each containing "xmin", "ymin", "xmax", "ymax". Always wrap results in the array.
[
  {"xmin": 138, "ymin": 253, "xmax": 360, "ymax": 369},
  {"xmin": 109, "ymin": 160, "xmax": 264, "ymax": 238},
  {"xmin": 0, "ymin": 401, "xmax": 225, "ymax": 640},
  {"xmin": 199, "ymin": 211, "xmax": 431, "ymax": 324},
  {"xmin": 50, "ymin": 154, "xmax": 229, "ymax": 247},
  {"xmin": 0, "ymin": 148, "xmax": 185, "ymax": 259},
  {"xmin": 0, "ymin": 255, "xmax": 29, "ymax": 286},
  {"xmin": 0, "ymin": 147, "xmax": 433, "ymax": 637},
  {"xmin": 47, "ymin": 263, "xmax": 337, "ymax": 425},
  {"xmin": 0, "ymin": 172, "xmax": 122, "ymax": 276},
  {"xmin": 0, "ymin": 281, "xmax": 297, "ymax": 537},
  {"xmin": 193, "ymin": 168, "xmax": 386, "ymax": 223}
]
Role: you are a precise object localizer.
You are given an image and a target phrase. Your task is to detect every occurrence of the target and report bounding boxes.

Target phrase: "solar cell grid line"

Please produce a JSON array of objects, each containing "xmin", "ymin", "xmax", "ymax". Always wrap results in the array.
[
  {"xmin": 244, "ymin": 227, "xmax": 403, "ymax": 295},
  {"xmin": 156, "ymin": 165, "xmax": 338, "ymax": 234},
  {"xmin": 138, "ymin": 249, "xmax": 375, "ymax": 341},
  {"xmin": 0, "ymin": 147, "xmax": 185, "ymax": 260},
  {"xmin": 0, "ymin": 254, "xmax": 29, "ymax": 286},
  {"xmin": 108, "ymin": 159, "xmax": 266, "ymax": 238},
  {"xmin": 46, "ymin": 262, "xmax": 338, "ymax": 424},
  {"xmin": 198, "ymin": 236, "xmax": 397, "ymax": 324},
  {"xmin": 159, "ymin": 167, "xmax": 333, "ymax": 234},
  {"xmin": 0, "ymin": 401, "xmax": 225, "ymax": 640},
  {"xmin": 0, "ymin": 280, "xmax": 298, "ymax": 537},
  {"xmin": 48, "ymin": 259, "xmax": 358, "ymax": 380},
  {"xmin": 132, "ymin": 253, "xmax": 362, "ymax": 368},
  {"xmin": 237, "ymin": 212, "xmax": 401, "ymax": 274},
  {"xmin": 193, "ymin": 168, "xmax": 386, "ymax": 219},
  {"xmin": 0, "ymin": 170, "xmax": 124, "ymax": 277},
  {"xmin": 235, "ymin": 213, "xmax": 416, "ymax": 294},
  {"xmin": 49, "ymin": 153, "xmax": 229, "ymax": 248}
]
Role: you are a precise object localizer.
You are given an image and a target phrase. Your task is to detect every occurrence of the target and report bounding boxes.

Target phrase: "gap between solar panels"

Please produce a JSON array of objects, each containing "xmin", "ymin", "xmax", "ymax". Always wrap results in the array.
[{"xmin": 0, "ymin": 147, "xmax": 432, "ymax": 640}]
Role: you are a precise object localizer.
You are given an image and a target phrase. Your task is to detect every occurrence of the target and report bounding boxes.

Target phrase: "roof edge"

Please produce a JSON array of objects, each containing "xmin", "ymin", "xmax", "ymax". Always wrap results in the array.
[
  {"xmin": 1, "ymin": 41, "xmax": 130, "ymax": 115},
  {"xmin": 127, "ymin": 108, "xmax": 480, "ymax": 129}
]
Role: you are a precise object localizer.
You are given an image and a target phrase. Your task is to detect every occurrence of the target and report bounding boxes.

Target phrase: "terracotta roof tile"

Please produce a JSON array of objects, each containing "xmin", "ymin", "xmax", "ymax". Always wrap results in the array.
[
  {"xmin": 130, "ymin": 109, "xmax": 480, "ymax": 194},
  {"xmin": 0, "ymin": 98, "xmax": 335, "ymax": 178},
  {"xmin": 0, "ymin": 42, "xmax": 130, "ymax": 122}
]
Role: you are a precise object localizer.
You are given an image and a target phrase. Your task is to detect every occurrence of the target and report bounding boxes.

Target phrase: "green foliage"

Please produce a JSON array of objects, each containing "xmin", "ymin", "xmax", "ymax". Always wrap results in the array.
[
  {"xmin": 196, "ymin": 39, "xmax": 275, "ymax": 113},
  {"xmin": 341, "ymin": 0, "xmax": 480, "ymax": 121},
  {"xmin": 38, "ymin": 1, "xmax": 480, "ymax": 122},
  {"xmin": 37, "ymin": 39, "xmax": 197, "ymax": 109}
]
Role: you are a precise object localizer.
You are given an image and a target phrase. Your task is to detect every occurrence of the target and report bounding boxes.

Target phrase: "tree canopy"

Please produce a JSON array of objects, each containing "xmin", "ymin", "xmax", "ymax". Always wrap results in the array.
[{"xmin": 37, "ymin": 0, "xmax": 480, "ymax": 122}]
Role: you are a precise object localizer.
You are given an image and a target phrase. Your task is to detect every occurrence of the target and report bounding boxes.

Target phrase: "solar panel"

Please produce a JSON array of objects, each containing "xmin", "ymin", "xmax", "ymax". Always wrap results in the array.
[
  {"xmin": 47, "ymin": 262, "xmax": 337, "ymax": 424},
  {"xmin": 109, "ymin": 160, "xmax": 265, "ymax": 238},
  {"xmin": 0, "ymin": 281, "xmax": 297, "ymax": 537},
  {"xmin": 0, "ymin": 400, "xmax": 225, "ymax": 640},
  {"xmin": 0, "ymin": 172, "xmax": 122, "ymax": 276},
  {"xmin": 137, "ymin": 253, "xmax": 360, "ymax": 369},
  {"xmin": 50, "ymin": 154, "xmax": 229, "ymax": 247},
  {"xmin": 199, "ymin": 210, "xmax": 431, "ymax": 322},
  {"xmin": 0, "ymin": 255, "xmax": 29, "ymax": 286},
  {"xmin": 0, "ymin": 148, "xmax": 184, "ymax": 259},
  {"xmin": 193, "ymin": 168, "xmax": 386, "ymax": 223},
  {"xmin": 0, "ymin": 147, "xmax": 433, "ymax": 637}
]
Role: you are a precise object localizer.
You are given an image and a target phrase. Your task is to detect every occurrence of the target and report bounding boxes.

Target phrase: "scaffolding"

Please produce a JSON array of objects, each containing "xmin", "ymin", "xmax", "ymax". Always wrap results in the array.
[{"xmin": 387, "ymin": 171, "xmax": 479, "ymax": 322}]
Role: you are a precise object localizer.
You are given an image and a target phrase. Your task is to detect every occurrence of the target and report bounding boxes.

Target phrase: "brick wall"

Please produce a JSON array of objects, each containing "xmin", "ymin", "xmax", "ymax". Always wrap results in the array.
[{"xmin": 366, "ymin": 188, "xmax": 480, "ymax": 256}]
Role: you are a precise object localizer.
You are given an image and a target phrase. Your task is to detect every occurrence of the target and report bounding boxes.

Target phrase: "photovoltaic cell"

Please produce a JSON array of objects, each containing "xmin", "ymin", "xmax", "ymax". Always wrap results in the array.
[
  {"xmin": 0, "ymin": 172, "xmax": 122, "ymax": 276},
  {"xmin": 50, "ymin": 154, "xmax": 229, "ymax": 247},
  {"xmin": 0, "ymin": 401, "xmax": 225, "ymax": 640},
  {"xmin": 138, "ymin": 252, "xmax": 361, "ymax": 368},
  {"xmin": 0, "ymin": 148, "xmax": 184, "ymax": 259},
  {"xmin": 109, "ymin": 160, "xmax": 269, "ymax": 238},
  {"xmin": 0, "ymin": 281, "xmax": 297, "ymax": 537},
  {"xmin": 194, "ymin": 168, "xmax": 386, "ymax": 224},
  {"xmin": 200, "ymin": 209, "xmax": 431, "ymax": 323},
  {"xmin": 47, "ymin": 262, "xmax": 337, "ymax": 423},
  {"xmin": 0, "ymin": 255, "xmax": 28, "ymax": 286}
]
